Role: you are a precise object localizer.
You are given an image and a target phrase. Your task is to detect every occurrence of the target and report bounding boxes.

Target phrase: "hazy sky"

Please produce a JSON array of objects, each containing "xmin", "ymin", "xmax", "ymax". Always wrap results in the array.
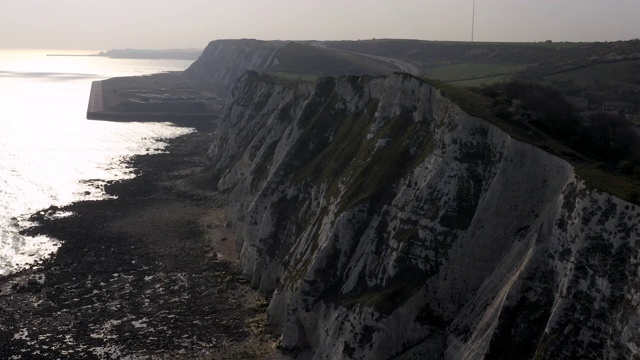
[{"xmin": 3, "ymin": 0, "xmax": 639, "ymax": 50}]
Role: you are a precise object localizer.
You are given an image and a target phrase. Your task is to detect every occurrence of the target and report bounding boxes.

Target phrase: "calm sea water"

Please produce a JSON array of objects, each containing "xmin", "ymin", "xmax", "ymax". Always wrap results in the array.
[{"xmin": 0, "ymin": 49, "xmax": 196, "ymax": 275}]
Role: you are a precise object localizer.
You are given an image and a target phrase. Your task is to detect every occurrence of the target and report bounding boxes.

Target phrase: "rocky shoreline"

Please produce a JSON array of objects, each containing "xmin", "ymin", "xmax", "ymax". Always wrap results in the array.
[{"xmin": 0, "ymin": 128, "xmax": 285, "ymax": 359}]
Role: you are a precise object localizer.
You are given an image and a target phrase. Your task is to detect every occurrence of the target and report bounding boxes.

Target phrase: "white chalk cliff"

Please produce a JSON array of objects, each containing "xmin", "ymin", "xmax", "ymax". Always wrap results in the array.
[
  {"xmin": 184, "ymin": 39, "xmax": 283, "ymax": 95},
  {"xmin": 203, "ymin": 66, "xmax": 640, "ymax": 359}
]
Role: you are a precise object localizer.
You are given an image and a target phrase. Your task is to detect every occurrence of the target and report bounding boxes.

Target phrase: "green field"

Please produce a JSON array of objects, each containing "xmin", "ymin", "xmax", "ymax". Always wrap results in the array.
[
  {"xmin": 270, "ymin": 42, "xmax": 397, "ymax": 77},
  {"xmin": 265, "ymin": 72, "xmax": 319, "ymax": 83},
  {"xmin": 426, "ymin": 78, "xmax": 640, "ymax": 204},
  {"xmin": 542, "ymin": 59, "xmax": 640, "ymax": 90},
  {"xmin": 418, "ymin": 63, "xmax": 526, "ymax": 86}
]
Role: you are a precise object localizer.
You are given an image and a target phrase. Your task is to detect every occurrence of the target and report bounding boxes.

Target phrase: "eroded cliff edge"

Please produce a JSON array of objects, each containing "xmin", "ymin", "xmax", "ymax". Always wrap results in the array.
[
  {"xmin": 184, "ymin": 39, "xmax": 284, "ymax": 96},
  {"xmin": 207, "ymin": 71, "xmax": 640, "ymax": 360}
]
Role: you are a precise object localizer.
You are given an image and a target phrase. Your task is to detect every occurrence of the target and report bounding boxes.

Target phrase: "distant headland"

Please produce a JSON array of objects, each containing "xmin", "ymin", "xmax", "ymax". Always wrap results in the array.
[{"xmin": 48, "ymin": 48, "xmax": 202, "ymax": 60}]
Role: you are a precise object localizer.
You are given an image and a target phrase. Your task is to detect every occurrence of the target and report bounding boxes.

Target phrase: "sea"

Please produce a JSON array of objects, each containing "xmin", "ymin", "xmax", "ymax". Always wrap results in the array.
[{"xmin": 0, "ymin": 48, "xmax": 195, "ymax": 275}]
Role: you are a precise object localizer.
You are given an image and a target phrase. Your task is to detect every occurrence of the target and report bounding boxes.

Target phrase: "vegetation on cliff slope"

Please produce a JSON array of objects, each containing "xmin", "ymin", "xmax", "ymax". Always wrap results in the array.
[
  {"xmin": 269, "ymin": 42, "xmax": 396, "ymax": 77},
  {"xmin": 323, "ymin": 39, "xmax": 640, "ymax": 111},
  {"xmin": 429, "ymin": 78, "xmax": 640, "ymax": 203}
]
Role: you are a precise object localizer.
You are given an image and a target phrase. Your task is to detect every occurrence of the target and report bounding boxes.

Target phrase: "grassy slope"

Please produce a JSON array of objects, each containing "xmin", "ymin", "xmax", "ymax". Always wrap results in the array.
[
  {"xmin": 535, "ymin": 58, "xmax": 640, "ymax": 119},
  {"xmin": 428, "ymin": 79, "xmax": 640, "ymax": 203},
  {"xmin": 100, "ymin": 39, "xmax": 640, "ymax": 202},
  {"xmin": 544, "ymin": 59, "xmax": 640, "ymax": 84},
  {"xmin": 311, "ymin": 39, "xmax": 640, "ymax": 201},
  {"xmin": 250, "ymin": 44, "xmax": 640, "ymax": 204},
  {"xmin": 322, "ymin": 39, "xmax": 640, "ymax": 87},
  {"xmin": 425, "ymin": 64, "xmax": 527, "ymax": 86},
  {"xmin": 268, "ymin": 42, "xmax": 397, "ymax": 78},
  {"xmin": 322, "ymin": 39, "xmax": 638, "ymax": 67}
]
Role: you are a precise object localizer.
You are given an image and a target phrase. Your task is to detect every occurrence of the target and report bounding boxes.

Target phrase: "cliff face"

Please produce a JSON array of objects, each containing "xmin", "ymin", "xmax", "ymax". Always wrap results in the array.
[
  {"xmin": 184, "ymin": 39, "xmax": 284, "ymax": 95},
  {"xmin": 208, "ymin": 71, "xmax": 640, "ymax": 360},
  {"xmin": 184, "ymin": 40, "xmax": 398, "ymax": 97}
]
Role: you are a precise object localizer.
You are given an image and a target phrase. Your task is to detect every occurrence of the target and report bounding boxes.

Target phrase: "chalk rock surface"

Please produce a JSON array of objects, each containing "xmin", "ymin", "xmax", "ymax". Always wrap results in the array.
[{"xmin": 208, "ymin": 70, "xmax": 640, "ymax": 360}]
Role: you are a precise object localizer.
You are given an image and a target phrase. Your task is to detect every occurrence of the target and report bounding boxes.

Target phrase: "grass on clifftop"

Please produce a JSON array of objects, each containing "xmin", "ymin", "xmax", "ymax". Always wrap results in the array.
[
  {"xmin": 270, "ymin": 42, "xmax": 397, "ymax": 77},
  {"xmin": 424, "ymin": 63, "xmax": 526, "ymax": 84},
  {"xmin": 265, "ymin": 70, "xmax": 640, "ymax": 204},
  {"xmin": 426, "ymin": 78, "xmax": 640, "ymax": 204},
  {"xmin": 265, "ymin": 71, "xmax": 318, "ymax": 83}
]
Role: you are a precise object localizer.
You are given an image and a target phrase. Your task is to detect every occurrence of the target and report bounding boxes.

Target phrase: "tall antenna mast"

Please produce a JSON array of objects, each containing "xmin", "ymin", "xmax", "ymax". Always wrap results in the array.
[{"xmin": 472, "ymin": 0, "xmax": 476, "ymax": 42}]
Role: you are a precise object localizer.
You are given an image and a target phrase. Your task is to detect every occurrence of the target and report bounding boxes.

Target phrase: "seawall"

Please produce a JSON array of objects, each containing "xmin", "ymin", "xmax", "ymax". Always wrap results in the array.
[{"xmin": 86, "ymin": 81, "xmax": 105, "ymax": 114}]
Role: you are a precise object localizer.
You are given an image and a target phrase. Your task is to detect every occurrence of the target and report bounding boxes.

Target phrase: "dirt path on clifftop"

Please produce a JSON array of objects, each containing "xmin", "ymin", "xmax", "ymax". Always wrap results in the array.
[{"xmin": 0, "ymin": 130, "xmax": 289, "ymax": 359}]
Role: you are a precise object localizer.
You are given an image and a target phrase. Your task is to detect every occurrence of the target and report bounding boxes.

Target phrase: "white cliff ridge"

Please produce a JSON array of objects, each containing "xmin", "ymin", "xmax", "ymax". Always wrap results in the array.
[
  {"xmin": 207, "ymin": 71, "xmax": 640, "ymax": 359},
  {"xmin": 184, "ymin": 39, "xmax": 283, "ymax": 96}
]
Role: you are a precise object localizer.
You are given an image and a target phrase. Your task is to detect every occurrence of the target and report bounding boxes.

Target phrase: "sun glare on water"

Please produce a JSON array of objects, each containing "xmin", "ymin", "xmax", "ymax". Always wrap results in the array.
[
  {"xmin": 0, "ymin": 48, "xmax": 194, "ymax": 274},
  {"xmin": 0, "ymin": 48, "xmax": 103, "ymax": 78}
]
